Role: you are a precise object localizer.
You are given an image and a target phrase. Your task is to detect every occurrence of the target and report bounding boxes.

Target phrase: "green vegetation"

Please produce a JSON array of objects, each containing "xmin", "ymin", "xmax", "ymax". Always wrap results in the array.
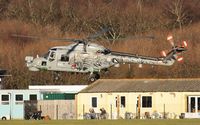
[{"xmin": 0, "ymin": 119, "xmax": 200, "ymax": 125}]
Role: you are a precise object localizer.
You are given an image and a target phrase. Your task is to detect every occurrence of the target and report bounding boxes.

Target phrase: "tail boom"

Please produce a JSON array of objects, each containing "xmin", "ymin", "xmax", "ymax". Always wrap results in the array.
[{"xmin": 110, "ymin": 54, "xmax": 175, "ymax": 66}]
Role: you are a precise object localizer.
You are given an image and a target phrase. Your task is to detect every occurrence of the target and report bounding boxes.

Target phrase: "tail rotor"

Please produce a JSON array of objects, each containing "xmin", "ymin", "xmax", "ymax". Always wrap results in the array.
[{"xmin": 161, "ymin": 35, "xmax": 187, "ymax": 63}]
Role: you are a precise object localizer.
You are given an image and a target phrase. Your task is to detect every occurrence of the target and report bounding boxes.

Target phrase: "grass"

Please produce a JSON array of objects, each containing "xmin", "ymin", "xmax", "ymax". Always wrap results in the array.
[{"xmin": 0, "ymin": 119, "xmax": 200, "ymax": 125}]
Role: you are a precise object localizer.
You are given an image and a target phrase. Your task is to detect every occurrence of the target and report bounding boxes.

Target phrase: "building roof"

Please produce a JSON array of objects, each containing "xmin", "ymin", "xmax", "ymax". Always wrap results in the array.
[
  {"xmin": 29, "ymin": 85, "xmax": 88, "ymax": 93},
  {"xmin": 80, "ymin": 79, "xmax": 200, "ymax": 93},
  {"xmin": 0, "ymin": 89, "xmax": 41, "ymax": 93}
]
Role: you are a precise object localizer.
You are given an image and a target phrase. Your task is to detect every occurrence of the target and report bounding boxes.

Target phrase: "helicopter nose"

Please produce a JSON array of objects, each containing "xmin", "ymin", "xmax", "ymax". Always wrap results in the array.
[
  {"xmin": 28, "ymin": 67, "xmax": 40, "ymax": 71},
  {"xmin": 25, "ymin": 56, "xmax": 40, "ymax": 71},
  {"xmin": 25, "ymin": 56, "xmax": 34, "ymax": 67},
  {"xmin": 25, "ymin": 56, "xmax": 34, "ymax": 63}
]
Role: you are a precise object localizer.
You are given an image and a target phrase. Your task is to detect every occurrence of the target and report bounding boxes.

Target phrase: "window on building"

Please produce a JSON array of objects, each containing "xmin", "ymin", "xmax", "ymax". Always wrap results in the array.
[
  {"xmin": 1, "ymin": 94, "xmax": 9, "ymax": 105},
  {"xmin": 91, "ymin": 97, "xmax": 97, "ymax": 108},
  {"xmin": 2, "ymin": 94, "xmax": 9, "ymax": 101},
  {"xmin": 142, "ymin": 96, "xmax": 152, "ymax": 108},
  {"xmin": 15, "ymin": 94, "xmax": 23, "ymax": 101},
  {"xmin": 15, "ymin": 94, "xmax": 23, "ymax": 104},
  {"xmin": 121, "ymin": 96, "xmax": 126, "ymax": 107},
  {"xmin": 115, "ymin": 96, "xmax": 126, "ymax": 108},
  {"xmin": 198, "ymin": 97, "xmax": 200, "ymax": 111},
  {"xmin": 188, "ymin": 96, "xmax": 200, "ymax": 113},
  {"xmin": 30, "ymin": 94, "xmax": 37, "ymax": 101},
  {"xmin": 191, "ymin": 97, "xmax": 196, "ymax": 112}
]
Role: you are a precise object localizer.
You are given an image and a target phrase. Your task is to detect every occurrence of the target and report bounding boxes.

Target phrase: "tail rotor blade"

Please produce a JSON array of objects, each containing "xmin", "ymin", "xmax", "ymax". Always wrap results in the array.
[
  {"xmin": 177, "ymin": 56, "xmax": 184, "ymax": 62},
  {"xmin": 161, "ymin": 50, "xmax": 167, "ymax": 57},
  {"xmin": 182, "ymin": 41, "xmax": 188, "ymax": 48},
  {"xmin": 167, "ymin": 35, "xmax": 174, "ymax": 47},
  {"xmin": 87, "ymin": 28, "xmax": 109, "ymax": 40}
]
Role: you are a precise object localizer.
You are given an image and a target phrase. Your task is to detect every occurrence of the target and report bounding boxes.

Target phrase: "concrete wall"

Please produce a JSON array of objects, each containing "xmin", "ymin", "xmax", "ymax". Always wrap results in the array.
[{"xmin": 77, "ymin": 92, "xmax": 200, "ymax": 119}]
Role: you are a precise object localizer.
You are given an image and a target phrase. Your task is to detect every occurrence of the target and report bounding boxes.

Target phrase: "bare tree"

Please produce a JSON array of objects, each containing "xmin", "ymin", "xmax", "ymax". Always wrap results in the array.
[
  {"xmin": 0, "ymin": 0, "xmax": 10, "ymax": 19},
  {"xmin": 164, "ymin": 0, "xmax": 190, "ymax": 30},
  {"xmin": 137, "ymin": 0, "xmax": 143, "ymax": 15}
]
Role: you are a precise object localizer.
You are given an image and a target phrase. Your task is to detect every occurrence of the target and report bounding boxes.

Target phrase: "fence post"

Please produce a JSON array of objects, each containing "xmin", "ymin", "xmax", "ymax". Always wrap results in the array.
[
  {"xmin": 39, "ymin": 105, "xmax": 41, "ymax": 111},
  {"xmin": 137, "ymin": 95, "xmax": 141, "ymax": 119},
  {"xmin": 56, "ymin": 104, "xmax": 58, "ymax": 120},
  {"xmin": 117, "ymin": 95, "xmax": 120, "ymax": 119},
  {"xmin": 75, "ymin": 95, "xmax": 77, "ymax": 119},
  {"xmin": 163, "ymin": 104, "xmax": 166, "ymax": 119},
  {"xmin": 83, "ymin": 104, "xmax": 85, "ymax": 119},
  {"xmin": 110, "ymin": 104, "xmax": 112, "ymax": 119}
]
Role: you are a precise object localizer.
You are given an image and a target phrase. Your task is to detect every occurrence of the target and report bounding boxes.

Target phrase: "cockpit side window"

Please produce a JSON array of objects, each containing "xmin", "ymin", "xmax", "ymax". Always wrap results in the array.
[
  {"xmin": 49, "ymin": 51, "xmax": 56, "ymax": 61},
  {"xmin": 61, "ymin": 54, "xmax": 69, "ymax": 62},
  {"xmin": 43, "ymin": 51, "xmax": 50, "ymax": 59}
]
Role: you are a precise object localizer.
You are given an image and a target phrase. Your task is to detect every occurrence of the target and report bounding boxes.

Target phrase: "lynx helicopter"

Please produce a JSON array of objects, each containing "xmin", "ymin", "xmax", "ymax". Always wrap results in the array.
[{"xmin": 14, "ymin": 33, "xmax": 187, "ymax": 82}]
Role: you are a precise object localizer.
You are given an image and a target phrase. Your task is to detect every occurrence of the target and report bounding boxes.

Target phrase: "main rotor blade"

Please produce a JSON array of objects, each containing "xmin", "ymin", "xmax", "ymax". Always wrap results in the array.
[
  {"xmin": 67, "ymin": 42, "xmax": 80, "ymax": 55},
  {"xmin": 11, "ymin": 34, "xmax": 86, "ymax": 43},
  {"xmin": 87, "ymin": 28, "xmax": 110, "ymax": 40},
  {"xmin": 48, "ymin": 38, "xmax": 79, "ymax": 42},
  {"xmin": 0, "ymin": 75, "xmax": 12, "ymax": 77},
  {"xmin": 122, "ymin": 35, "xmax": 155, "ymax": 41},
  {"xmin": 11, "ymin": 34, "xmax": 40, "ymax": 39}
]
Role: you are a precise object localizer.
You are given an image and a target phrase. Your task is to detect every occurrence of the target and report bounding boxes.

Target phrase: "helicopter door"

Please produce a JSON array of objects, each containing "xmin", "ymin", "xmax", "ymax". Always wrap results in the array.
[
  {"xmin": 57, "ymin": 54, "xmax": 70, "ymax": 69},
  {"xmin": 60, "ymin": 54, "xmax": 69, "ymax": 62}
]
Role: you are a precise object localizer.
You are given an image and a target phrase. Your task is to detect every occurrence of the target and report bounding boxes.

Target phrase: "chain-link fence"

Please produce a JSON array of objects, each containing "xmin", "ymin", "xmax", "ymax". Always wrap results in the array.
[
  {"xmin": 76, "ymin": 103, "xmax": 182, "ymax": 120},
  {"xmin": 24, "ymin": 101, "xmax": 183, "ymax": 120}
]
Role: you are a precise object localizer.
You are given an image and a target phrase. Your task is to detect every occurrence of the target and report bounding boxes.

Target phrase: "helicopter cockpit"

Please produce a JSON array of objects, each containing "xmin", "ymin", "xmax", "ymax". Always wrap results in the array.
[
  {"xmin": 43, "ymin": 51, "xmax": 50, "ymax": 59},
  {"xmin": 42, "ymin": 49, "xmax": 56, "ymax": 61},
  {"xmin": 49, "ymin": 51, "xmax": 56, "ymax": 61}
]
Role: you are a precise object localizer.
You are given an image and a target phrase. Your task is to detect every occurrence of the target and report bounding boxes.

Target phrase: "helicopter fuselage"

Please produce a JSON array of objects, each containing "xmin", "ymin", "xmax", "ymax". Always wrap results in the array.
[
  {"xmin": 25, "ymin": 43, "xmax": 113, "ymax": 73},
  {"xmin": 25, "ymin": 42, "xmax": 186, "ymax": 82}
]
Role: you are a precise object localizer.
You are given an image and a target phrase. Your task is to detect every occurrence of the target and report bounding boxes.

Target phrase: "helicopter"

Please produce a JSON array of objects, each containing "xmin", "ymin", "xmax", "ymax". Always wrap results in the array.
[{"xmin": 15, "ymin": 31, "xmax": 187, "ymax": 82}]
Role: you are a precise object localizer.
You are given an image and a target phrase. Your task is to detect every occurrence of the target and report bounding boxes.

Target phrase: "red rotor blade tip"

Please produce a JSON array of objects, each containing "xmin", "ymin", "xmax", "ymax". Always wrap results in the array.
[
  {"xmin": 167, "ymin": 35, "xmax": 173, "ymax": 41},
  {"xmin": 182, "ymin": 41, "xmax": 188, "ymax": 47},
  {"xmin": 161, "ymin": 51, "xmax": 166, "ymax": 57},
  {"xmin": 177, "ymin": 57, "xmax": 184, "ymax": 62}
]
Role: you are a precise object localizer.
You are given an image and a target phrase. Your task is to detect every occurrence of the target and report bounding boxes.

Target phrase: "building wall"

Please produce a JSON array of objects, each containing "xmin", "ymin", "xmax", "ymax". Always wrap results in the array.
[
  {"xmin": 77, "ymin": 92, "xmax": 200, "ymax": 119},
  {"xmin": 0, "ymin": 90, "xmax": 41, "ymax": 120}
]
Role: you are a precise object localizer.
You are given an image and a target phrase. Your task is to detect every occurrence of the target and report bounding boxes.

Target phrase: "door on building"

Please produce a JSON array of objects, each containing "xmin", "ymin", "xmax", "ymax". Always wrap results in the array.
[{"xmin": 187, "ymin": 96, "xmax": 200, "ymax": 113}]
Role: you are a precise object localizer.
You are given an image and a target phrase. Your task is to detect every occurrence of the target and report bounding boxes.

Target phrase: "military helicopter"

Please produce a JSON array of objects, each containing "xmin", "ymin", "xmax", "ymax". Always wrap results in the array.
[{"xmin": 13, "ymin": 32, "xmax": 187, "ymax": 82}]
